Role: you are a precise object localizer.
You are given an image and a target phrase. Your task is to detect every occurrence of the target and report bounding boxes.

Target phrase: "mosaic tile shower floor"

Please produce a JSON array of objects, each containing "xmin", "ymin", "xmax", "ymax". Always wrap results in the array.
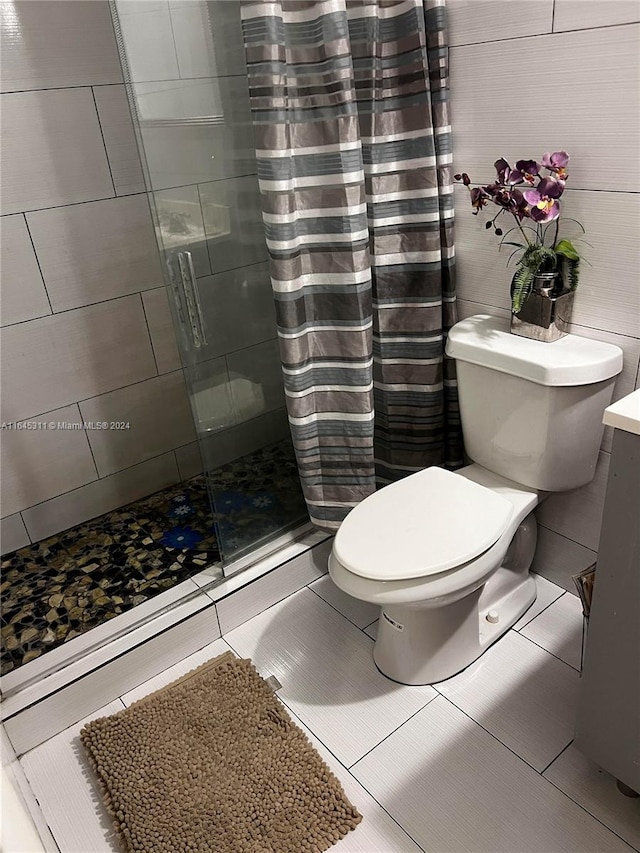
[{"xmin": 1, "ymin": 441, "xmax": 307, "ymax": 676}]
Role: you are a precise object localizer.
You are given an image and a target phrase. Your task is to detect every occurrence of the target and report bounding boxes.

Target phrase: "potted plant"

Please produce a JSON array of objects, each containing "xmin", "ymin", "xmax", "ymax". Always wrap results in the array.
[{"xmin": 455, "ymin": 152, "xmax": 587, "ymax": 342}]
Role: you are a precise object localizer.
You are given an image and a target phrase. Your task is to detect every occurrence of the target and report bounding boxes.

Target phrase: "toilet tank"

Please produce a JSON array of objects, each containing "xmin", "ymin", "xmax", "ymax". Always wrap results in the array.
[{"xmin": 446, "ymin": 315, "xmax": 623, "ymax": 491}]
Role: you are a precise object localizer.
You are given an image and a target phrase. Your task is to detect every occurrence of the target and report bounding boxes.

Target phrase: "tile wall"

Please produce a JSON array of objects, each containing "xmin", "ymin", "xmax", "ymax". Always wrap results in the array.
[
  {"xmin": 448, "ymin": 0, "xmax": 640, "ymax": 588},
  {"xmin": 0, "ymin": 1, "xmax": 286, "ymax": 554}
]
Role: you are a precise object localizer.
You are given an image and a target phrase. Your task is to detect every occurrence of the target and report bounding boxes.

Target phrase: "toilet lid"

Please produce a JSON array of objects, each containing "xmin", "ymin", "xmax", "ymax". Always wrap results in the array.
[{"xmin": 334, "ymin": 467, "xmax": 513, "ymax": 581}]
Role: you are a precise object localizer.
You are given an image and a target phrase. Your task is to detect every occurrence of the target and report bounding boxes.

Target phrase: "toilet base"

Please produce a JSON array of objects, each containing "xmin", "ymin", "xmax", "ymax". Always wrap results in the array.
[{"xmin": 373, "ymin": 570, "xmax": 537, "ymax": 685}]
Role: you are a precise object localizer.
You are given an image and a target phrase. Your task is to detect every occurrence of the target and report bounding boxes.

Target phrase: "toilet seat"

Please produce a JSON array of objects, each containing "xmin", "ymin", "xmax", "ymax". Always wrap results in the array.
[{"xmin": 333, "ymin": 467, "xmax": 513, "ymax": 582}]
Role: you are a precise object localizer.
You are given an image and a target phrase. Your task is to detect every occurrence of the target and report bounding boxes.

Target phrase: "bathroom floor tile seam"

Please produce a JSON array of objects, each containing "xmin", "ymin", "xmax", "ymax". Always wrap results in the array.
[
  {"xmin": 303, "ymin": 584, "xmax": 582, "ymax": 776},
  {"xmin": 18, "ymin": 575, "xmax": 639, "ymax": 853}
]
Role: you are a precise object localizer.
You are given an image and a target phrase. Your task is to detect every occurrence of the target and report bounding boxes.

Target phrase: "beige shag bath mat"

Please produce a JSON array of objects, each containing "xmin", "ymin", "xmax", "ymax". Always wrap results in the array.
[{"xmin": 81, "ymin": 652, "xmax": 362, "ymax": 852}]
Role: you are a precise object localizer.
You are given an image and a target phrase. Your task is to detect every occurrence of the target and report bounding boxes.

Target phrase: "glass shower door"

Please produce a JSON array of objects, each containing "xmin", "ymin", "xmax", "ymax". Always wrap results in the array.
[{"xmin": 112, "ymin": 0, "xmax": 307, "ymax": 566}]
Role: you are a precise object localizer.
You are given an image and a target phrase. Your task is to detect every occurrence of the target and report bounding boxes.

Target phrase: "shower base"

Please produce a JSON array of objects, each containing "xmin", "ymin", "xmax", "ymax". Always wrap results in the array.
[{"xmin": 1, "ymin": 441, "xmax": 307, "ymax": 676}]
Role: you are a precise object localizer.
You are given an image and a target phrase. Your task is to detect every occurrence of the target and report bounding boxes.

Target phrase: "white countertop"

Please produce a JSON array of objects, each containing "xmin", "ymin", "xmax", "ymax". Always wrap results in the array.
[{"xmin": 603, "ymin": 388, "xmax": 640, "ymax": 436}]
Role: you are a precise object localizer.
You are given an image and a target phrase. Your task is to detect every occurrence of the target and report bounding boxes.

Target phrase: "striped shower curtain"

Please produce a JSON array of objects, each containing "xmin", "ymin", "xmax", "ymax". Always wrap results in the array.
[{"xmin": 242, "ymin": 0, "xmax": 462, "ymax": 530}]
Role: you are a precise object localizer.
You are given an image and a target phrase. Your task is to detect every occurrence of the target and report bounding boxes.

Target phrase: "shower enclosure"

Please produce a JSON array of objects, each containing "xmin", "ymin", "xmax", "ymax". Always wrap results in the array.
[{"xmin": 112, "ymin": 0, "xmax": 308, "ymax": 568}]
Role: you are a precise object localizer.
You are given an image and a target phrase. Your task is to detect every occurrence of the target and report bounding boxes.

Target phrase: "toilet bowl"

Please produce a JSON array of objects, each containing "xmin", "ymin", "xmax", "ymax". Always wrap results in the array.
[
  {"xmin": 330, "ymin": 464, "xmax": 539, "ymax": 684},
  {"xmin": 329, "ymin": 314, "xmax": 623, "ymax": 685}
]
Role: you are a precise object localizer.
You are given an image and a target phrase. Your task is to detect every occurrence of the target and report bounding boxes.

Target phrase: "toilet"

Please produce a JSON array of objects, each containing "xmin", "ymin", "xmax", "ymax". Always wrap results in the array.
[{"xmin": 329, "ymin": 314, "xmax": 623, "ymax": 685}]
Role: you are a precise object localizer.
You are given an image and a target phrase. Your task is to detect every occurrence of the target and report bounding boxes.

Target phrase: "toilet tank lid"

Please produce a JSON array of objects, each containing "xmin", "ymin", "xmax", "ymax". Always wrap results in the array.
[{"xmin": 446, "ymin": 315, "xmax": 623, "ymax": 386}]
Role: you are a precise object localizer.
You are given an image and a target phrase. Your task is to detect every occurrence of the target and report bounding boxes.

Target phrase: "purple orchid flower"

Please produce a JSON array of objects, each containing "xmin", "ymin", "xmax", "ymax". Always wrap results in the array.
[
  {"xmin": 509, "ymin": 160, "xmax": 540, "ymax": 185},
  {"xmin": 494, "ymin": 158, "xmax": 511, "ymax": 184},
  {"xmin": 508, "ymin": 188, "xmax": 530, "ymax": 220},
  {"xmin": 470, "ymin": 186, "xmax": 489, "ymax": 214},
  {"xmin": 541, "ymin": 151, "xmax": 569, "ymax": 181},
  {"xmin": 523, "ymin": 177, "xmax": 564, "ymax": 222}
]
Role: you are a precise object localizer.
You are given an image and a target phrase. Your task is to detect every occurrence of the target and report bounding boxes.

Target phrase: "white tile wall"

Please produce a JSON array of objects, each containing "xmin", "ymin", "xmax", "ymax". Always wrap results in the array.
[
  {"xmin": 0, "ymin": 214, "xmax": 51, "ymax": 326},
  {"xmin": 141, "ymin": 286, "xmax": 182, "ymax": 374},
  {"xmin": 450, "ymin": 25, "xmax": 640, "ymax": 191},
  {"xmin": 1, "ymin": 295, "xmax": 158, "ymax": 423},
  {"xmin": 21, "ymin": 452, "xmax": 180, "ymax": 543},
  {"xmin": 168, "ymin": 0, "xmax": 247, "ymax": 79},
  {"xmin": 0, "ymin": 0, "xmax": 270, "ymax": 544},
  {"xmin": 1, "ymin": 404, "xmax": 97, "ymax": 517},
  {"xmin": 134, "ymin": 76, "xmax": 256, "ymax": 190},
  {"xmin": 0, "ymin": 0, "xmax": 122, "ymax": 92},
  {"xmin": 557, "ymin": 191, "xmax": 640, "ymax": 338},
  {"xmin": 187, "ymin": 356, "xmax": 235, "ymax": 434},
  {"xmin": 448, "ymin": 0, "xmax": 553, "ymax": 46},
  {"xmin": 115, "ymin": 1, "xmax": 180, "ymax": 83},
  {"xmin": 568, "ymin": 324, "xmax": 640, "ymax": 452},
  {"xmin": 188, "ymin": 263, "xmax": 277, "ymax": 362},
  {"xmin": 153, "ymin": 184, "xmax": 211, "ymax": 277},
  {"xmin": 227, "ymin": 339, "xmax": 285, "ymax": 422},
  {"xmin": 455, "ymin": 188, "xmax": 640, "ymax": 337},
  {"xmin": 200, "ymin": 174, "xmax": 268, "ymax": 273},
  {"xmin": 174, "ymin": 442, "xmax": 204, "ymax": 480},
  {"xmin": 79, "ymin": 371, "xmax": 195, "ymax": 477},
  {"xmin": 448, "ymin": 4, "xmax": 638, "ymax": 572},
  {"xmin": 196, "ymin": 407, "xmax": 291, "ymax": 474},
  {"xmin": 553, "ymin": 0, "xmax": 640, "ymax": 32},
  {"xmin": 536, "ymin": 451, "xmax": 611, "ymax": 552},
  {"xmin": 531, "ymin": 525, "xmax": 596, "ymax": 593},
  {"xmin": 27, "ymin": 195, "xmax": 163, "ymax": 312},
  {"xmin": 92, "ymin": 85, "xmax": 146, "ymax": 196},
  {"xmin": 0, "ymin": 514, "xmax": 31, "ymax": 555},
  {"xmin": 0, "ymin": 88, "xmax": 115, "ymax": 215}
]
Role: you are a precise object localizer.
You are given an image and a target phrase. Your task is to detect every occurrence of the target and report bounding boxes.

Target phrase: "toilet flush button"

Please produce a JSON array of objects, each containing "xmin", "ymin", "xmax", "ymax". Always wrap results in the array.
[{"xmin": 486, "ymin": 610, "xmax": 500, "ymax": 624}]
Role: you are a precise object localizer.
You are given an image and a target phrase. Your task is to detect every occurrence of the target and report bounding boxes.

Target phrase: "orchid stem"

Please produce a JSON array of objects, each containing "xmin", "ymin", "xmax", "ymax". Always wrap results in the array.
[{"xmin": 514, "ymin": 216, "xmax": 531, "ymax": 246}]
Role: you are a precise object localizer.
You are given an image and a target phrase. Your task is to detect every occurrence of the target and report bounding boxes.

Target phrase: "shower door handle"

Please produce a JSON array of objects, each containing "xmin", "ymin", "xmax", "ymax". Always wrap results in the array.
[{"xmin": 174, "ymin": 251, "xmax": 208, "ymax": 349}]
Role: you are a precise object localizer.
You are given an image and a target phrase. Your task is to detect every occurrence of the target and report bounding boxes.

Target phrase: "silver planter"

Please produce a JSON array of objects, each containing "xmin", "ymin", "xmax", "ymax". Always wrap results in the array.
[{"xmin": 511, "ymin": 272, "xmax": 574, "ymax": 343}]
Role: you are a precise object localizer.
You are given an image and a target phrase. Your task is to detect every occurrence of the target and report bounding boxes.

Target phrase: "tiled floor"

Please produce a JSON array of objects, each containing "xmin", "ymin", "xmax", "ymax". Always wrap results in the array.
[
  {"xmin": 1, "ymin": 439, "xmax": 306, "ymax": 675},
  {"xmin": 18, "ymin": 573, "xmax": 640, "ymax": 853}
]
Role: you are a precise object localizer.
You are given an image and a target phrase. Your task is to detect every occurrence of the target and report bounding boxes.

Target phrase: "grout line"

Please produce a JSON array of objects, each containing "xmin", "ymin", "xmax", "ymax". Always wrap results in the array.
[
  {"xmin": 514, "ymin": 590, "xmax": 566, "ymax": 633},
  {"xmin": 517, "ymin": 628, "xmax": 582, "ymax": 674},
  {"xmin": 209, "ymin": 623, "xmax": 429, "ymax": 848},
  {"xmin": 278, "ymin": 700, "xmax": 429, "ymax": 853},
  {"xmin": 196, "ymin": 257, "xmax": 269, "ymax": 282},
  {"xmin": 306, "ymin": 584, "xmax": 377, "ymax": 634},
  {"xmin": 74, "ymin": 402, "xmax": 101, "ymax": 482},
  {"xmin": 434, "ymin": 692, "xmax": 551, "ymax": 776},
  {"xmin": 348, "ymin": 694, "xmax": 439, "ymax": 771},
  {"xmin": 4, "ymin": 368, "xmax": 181, "ymax": 426},
  {"xmin": 90, "ymin": 86, "xmax": 117, "ymax": 198},
  {"xmin": 450, "ymin": 19, "xmax": 639, "ymax": 49},
  {"xmin": 0, "ymin": 288, "xmax": 160, "ymax": 329},
  {"xmin": 0, "ymin": 192, "xmax": 142, "ymax": 220},
  {"xmin": 540, "ymin": 738, "xmax": 572, "ymax": 775},
  {"xmin": 21, "ymin": 214, "xmax": 55, "ymax": 316},
  {"xmin": 18, "ymin": 512, "xmax": 33, "ymax": 547},
  {"xmin": 138, "ymin": 292, "xmax": 161, "ymax": 376},
  {"xmin": 17, "ymin": 448, "xmax": 180, "ymax": 517},
  {"xmin": 1, "ymin": 81, "xmax": 125, "ymax": 95},
  {"xmin": 457, "ymin": 298, "xmax": 640, "ymax": 343},
  {"xmin": 542, "ymin": 769, "xmax": 639, "ymax": 850},
  {"xmin": 536, "ymin": 521, "xmax": 599, "ymax": 558},
  {"xmin": 1, "ymin": 260, "xmax": 270, "ymax": 332}
]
